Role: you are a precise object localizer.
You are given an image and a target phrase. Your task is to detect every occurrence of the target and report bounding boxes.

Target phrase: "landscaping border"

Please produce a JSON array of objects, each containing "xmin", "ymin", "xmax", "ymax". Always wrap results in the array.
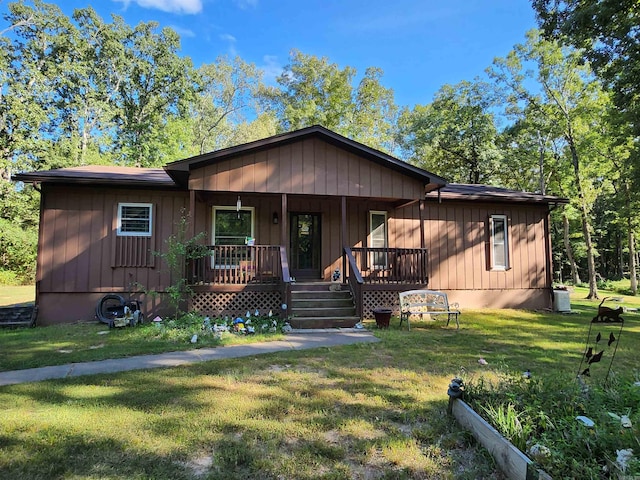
[{"xmin": 451, "ymin": 399, "xmax": 552, "ymax": 480}]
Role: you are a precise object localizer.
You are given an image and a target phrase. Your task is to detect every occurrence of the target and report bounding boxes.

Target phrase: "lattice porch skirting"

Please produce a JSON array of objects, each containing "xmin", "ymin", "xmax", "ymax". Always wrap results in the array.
[
  {"xmin": 191, "ymin": 291, "xmax": 283, "ymax": 318},
  {"xmin": 362, "ymin": 290, "xmax": 401, "ymax": 319}
]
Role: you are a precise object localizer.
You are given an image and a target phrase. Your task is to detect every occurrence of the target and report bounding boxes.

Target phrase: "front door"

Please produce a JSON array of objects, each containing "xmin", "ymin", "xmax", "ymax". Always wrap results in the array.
[{"xmin": 290, "ymin": 213, "xmax": 321, "ymax": 279}]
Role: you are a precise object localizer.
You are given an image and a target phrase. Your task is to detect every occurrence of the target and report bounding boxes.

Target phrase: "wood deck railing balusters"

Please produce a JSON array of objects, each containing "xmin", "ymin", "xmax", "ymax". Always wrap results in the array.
[
  {"xmin": 188, "ymin": 245, "xmax": 283, "ymax": 285},
  {"xmin": 188, "ymin": 246, "xmax": 427, "ymax": 286},
  {"xmin": 350, "ymin": 247, "xmax": 428, "ymax": 284}
]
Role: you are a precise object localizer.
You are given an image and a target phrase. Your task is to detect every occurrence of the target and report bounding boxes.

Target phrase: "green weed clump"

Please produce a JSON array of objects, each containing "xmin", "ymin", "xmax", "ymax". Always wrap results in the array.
[{"xmin": 465, "ymin": 371, "xmax": 640, "ymax": 479}]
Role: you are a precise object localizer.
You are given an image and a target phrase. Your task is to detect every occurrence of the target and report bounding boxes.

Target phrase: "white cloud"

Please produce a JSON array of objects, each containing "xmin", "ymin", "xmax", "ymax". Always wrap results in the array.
[
  {"xmin": 219, "ymin": 33, "xmax": 238, "ymax": 56},
  {"xmin": 259, "ymin": 55, "xmax": 283, "ymax": 85},
  {"xmin": 334, "ymin": 6, "xmax": 458, "ymax": 35},
  {"xmin": 170, "ymin": 25, "xmax": 196, "ymax": 38},
  {"xmin": 233, "ymin": 0, "xmax": 258, "ymax": 10},
  {"xmin": 112, "ymin": 0, "xmax": 203, "ymax": 15},
  {"xmin": 219, "ymin": 33, "xmax": 237, "ymax": 43}
]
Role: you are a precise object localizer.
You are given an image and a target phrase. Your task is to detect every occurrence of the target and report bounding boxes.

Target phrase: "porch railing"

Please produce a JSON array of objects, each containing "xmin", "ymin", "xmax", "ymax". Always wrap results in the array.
[
  {"xmin": 280, "ymin": 246, "xmax": 292, "ymax": 314},
  {"xmin": 344, "ymin": 247, "xmax": 364, "ymax": 318},
  {"xmin": 348, "ymin": 247, "xmax": 429, "ymax": 284},
  {"xmin": 188, "ymin": 245, "xmax": 283, "ymax": 285}
]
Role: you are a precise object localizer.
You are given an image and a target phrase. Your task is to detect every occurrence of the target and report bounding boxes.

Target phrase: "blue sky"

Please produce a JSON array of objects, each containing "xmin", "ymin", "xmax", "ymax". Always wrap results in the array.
[{"xmin": 2, "ymin": 0, "xmax": 538, "ymax": 108}]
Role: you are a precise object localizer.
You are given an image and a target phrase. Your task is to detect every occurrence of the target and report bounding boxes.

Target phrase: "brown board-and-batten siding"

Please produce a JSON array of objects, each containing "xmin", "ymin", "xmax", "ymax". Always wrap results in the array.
[
  {"xmin": 188, "ymin": 137, "xmax": 425, "ymax": 200},
  {"xmin": 391, "ymin": 199, "xmax": 551, "ymax": 309},
  {"xmin": 36, "ymin": 184, "xmax": 189, "ymax": 324},
  {"xmin": 419, "ymin": 201, "xmax": 550, "ymax": 309}
]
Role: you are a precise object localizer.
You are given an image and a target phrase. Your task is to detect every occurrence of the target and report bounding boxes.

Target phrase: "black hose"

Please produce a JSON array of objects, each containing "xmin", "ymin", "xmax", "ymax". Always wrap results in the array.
[{"xmin": 96, "ymin": 294, "xmax": 126, "ymax": 327}]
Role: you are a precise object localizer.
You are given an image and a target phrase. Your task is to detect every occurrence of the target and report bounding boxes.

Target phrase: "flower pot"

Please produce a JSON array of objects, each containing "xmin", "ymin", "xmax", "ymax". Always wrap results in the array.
[{"xmin": 373, "ymin": 308, "xmax": 392, "ymax": 329}]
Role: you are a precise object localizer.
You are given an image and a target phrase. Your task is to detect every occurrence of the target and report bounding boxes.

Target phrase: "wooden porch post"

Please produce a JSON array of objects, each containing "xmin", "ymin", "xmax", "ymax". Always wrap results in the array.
[
  {"xmin": 189, "ymin": 189, "xmax": 196, "ymax": 238},
  {"xmin": 341, "ymin": 196, "xmax": 347, "ymax": 275},
  {"xmin": 281, "ymin": 193, "xmax": 288, "ymax": 252},
  {"xmin": 419, "ymin": 199, "xmax": 425, "ymax": 249}
]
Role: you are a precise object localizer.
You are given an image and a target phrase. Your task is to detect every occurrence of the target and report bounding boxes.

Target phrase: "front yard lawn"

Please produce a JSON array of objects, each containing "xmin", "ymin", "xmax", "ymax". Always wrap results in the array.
[
  {"xmin": 0, "ymin": 285, "xmax": 34, "ymax": 307},
  {"xmin": 0, "ymin": 286, "xmax": 638, "ymax": 478},
  {"xmin": 0, "ymin": 320, "xmax": 289, "ymax": 372}
]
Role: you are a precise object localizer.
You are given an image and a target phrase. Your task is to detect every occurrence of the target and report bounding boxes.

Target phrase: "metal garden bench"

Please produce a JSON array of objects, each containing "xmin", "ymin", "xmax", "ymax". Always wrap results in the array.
[{"xmin": 399, "ymin": 290, "xmax": 460, "ymax": 330}]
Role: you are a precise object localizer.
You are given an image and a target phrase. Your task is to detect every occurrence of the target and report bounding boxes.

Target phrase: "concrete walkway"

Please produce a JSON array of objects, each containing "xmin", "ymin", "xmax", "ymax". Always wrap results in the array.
[{"xmin": 0, "ymin": 330, "xmax": 379, "ymax": 387}]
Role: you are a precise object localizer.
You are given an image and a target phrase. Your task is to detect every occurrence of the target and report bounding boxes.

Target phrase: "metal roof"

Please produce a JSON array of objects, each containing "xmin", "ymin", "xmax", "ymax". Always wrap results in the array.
[{"xmin": 11, "ymin": 129, "xmax": 568, "ymax": 207}]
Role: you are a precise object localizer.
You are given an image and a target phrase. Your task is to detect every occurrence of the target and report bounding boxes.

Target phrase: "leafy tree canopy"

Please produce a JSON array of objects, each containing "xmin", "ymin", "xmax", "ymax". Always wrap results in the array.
[
  {"xmin": 397, "ymin": 79, "xmax": 501, "ymax": 184},
  {"xmin": 532, "ymin": 0, "xmax": 640, "ymax": 135}
]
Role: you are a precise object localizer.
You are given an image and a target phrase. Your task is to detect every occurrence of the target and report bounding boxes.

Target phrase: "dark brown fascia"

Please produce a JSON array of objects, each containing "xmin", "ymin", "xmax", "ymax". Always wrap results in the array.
[
  {"xmin": 12, "ymin": 171, "xmax": 180, "ymax": 190},
  {"xmin": 423, "ymin": 189, "xmax": 569, "ymax": 205}
]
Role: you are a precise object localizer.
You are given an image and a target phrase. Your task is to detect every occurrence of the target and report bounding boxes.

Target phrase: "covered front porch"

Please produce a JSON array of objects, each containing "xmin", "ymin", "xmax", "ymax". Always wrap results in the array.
[
  {"xmin": 186, "ymin": 244, "xmax": 429, "ymax": 321},
  {"xmin": 170, "ymin": 127, "xmax": 444, "ymax": 324}
]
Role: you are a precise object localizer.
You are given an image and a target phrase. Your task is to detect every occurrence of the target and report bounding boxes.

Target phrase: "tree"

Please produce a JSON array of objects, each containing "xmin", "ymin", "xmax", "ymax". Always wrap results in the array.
[
  {"xmin": 0, "ymin": 1, "xmax": 201, "ymax": 283},
  {"xmin": 2, "ymin": 2, "xmax": 197, "ymax": 169},
  {"xmin": 532, "ymin": 0, "xmax": 640, "ymax": 135},
  {"xmin": 268, "ymin": 50, "xmax": 398, "ymax": 152},
  {"xmin": 533, "ymin": 2, "xmax": 640, "ymax": 291},
  {"xmin": 270, "ymin": 49, "xmax": 354, "ymax": 132},
  {"xmin": 1, "ymin": 0, "xmax": 66, "ymax": 174},
  {"xmin": 589, "ymin": 112, "xmax": 638, "ymax": 293},
  {"xmin": 397, "ymin": 79, "xmax": 501, "ymax": 183},
  {"xmin": 494, "ymin": 106, "xmax": 566, "ymax": 194},
  {"xmin": 490, "ymin": 30, "xmax": 615, "ymax": 299},
  {"xmin": 347, "ymin": 67, "xmax": 398, "ymax": 152},
  {"xmin": 110, "ymin": 20, "xmax": 195, "ymax": 167},
  {"xmin": 191, "ymin": 56, "xmax": 268, "ymax": 154}
]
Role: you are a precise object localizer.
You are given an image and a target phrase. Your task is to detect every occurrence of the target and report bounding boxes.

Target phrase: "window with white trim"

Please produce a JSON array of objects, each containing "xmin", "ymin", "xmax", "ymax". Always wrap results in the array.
[
  {"xmin": 490, "ymin": 214, "xmax": 509, "ymax": 270},
  {"xmin": 369, "ymin": 211, "xmax": 388, "ymax": 269},
  {"xmin": 117, "ymin": 203, "xmax": 153, "ymax": 236},
  {"xmin": 213, "ymin": 207, "xmax": 255, "ymax": 246},
  {"xmin": 212, "ymin": 206, "xmax": 255, "ymax": 267}
]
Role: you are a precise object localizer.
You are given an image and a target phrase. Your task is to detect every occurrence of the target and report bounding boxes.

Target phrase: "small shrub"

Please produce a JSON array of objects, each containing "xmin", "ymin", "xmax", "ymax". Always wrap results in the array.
[{"xmin": 0, "ymin": 218, "xmax": 37, "ymax": 284}]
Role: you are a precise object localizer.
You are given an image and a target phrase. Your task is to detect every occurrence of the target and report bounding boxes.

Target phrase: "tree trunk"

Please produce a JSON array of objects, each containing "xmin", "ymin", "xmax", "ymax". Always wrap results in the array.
[
  {"xmin": 581, "ymin": 210, "xmax": 598, "ymax": 299},
  {"xmin": 566, "ymin": 137, "xmax": 598, "ymax": 299},
  {"xmin": 537, "ymin": 131, "xmax": 546, "ymax": 195},
  {"xmin": 621, "ymin": 180, "xmax": 638, "ymax": 295},
  {"xmin": 629, "ymin": 226, "xmax": 638, "ymax": 296},
  {"xmin": 617, "ymin": 232, "xmax": 624, "ymax": 279},
  {"xmin": 563, "ymin": 213, "xmax": 580, "ymax": 284}
]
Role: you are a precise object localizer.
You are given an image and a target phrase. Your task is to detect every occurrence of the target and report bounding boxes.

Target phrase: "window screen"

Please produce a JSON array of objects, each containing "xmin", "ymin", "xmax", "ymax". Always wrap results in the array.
[
  {"xmin": 490, "ymin": 214, "xmax": 509, "ymax": 270},
  {"xmin": 117, "ymin": 203, "xmax": 152, "ymax": 236},
  {"xmin": 213, "ymin": 208, "xmax": 253, "ymax": 245}
]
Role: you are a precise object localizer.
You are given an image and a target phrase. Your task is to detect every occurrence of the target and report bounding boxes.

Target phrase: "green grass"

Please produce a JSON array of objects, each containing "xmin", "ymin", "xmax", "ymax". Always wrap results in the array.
[
  {"xmin": 0, "ymin": 285, "xmax": 35, "ymax": 307},
  {"xmin": 0, "ymin": 321, "xmax": 291, "ymax": 372},
  {"xmin": 0, "ymin": 285, "xmax": 639, "ymax": 478},
  {"xmin": 0, "ymin": 325, "xmax": 502, "ymax": 479}
]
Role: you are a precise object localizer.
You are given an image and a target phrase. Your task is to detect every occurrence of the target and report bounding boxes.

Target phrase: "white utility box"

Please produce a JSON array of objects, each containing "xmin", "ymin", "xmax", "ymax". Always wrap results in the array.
[{"xmin": 553, "ymin": 289, "xmax": 571, "ymax": 312}]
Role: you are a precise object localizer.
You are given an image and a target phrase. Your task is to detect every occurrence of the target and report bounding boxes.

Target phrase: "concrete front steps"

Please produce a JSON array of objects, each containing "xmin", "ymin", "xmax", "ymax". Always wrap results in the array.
[{"xmin": 289, "ymin": 282, "xmax": 360, "ymax": 329}]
